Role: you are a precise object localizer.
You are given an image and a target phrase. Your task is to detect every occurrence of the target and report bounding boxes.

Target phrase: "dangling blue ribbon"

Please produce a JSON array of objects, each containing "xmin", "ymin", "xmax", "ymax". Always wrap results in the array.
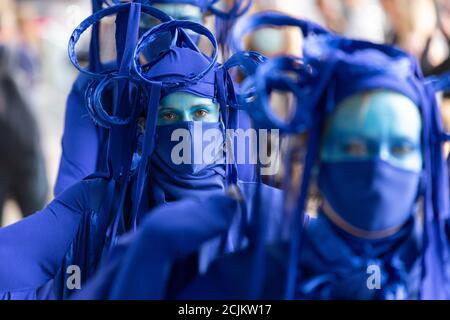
[
  {"xmin": 209, "ymin": 0, "xmax": 253, "ymax": 58},
  {"xmin": 226, "ymin": 14, "xmax": 330, "ymax": 299},
  {"xmin": 130, "ymin": 19, "xmax": 220, "ymax": 228},
  {"xmin": 68, "ymin": 2, "xmax": 172, "ymax": 257}
]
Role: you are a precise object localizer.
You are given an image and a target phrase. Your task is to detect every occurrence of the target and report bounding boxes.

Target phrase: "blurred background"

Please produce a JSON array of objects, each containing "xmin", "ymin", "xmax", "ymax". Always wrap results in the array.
[{"xmin": 1, "ymin": 0, "xmax": 449, "ymax": 226}]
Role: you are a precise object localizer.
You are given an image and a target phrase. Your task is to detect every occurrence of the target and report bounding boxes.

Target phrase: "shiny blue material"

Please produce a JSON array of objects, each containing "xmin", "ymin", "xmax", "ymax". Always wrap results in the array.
[
  {"xmin": 55, "ymin": 3, "xmax": 172, "ymax": 195},
  {"xmin": 0, "ymin": 178, "xmax": 110, "ymax": 299}
]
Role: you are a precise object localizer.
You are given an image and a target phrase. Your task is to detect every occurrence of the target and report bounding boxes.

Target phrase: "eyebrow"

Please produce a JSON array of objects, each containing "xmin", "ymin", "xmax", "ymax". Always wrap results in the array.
[
  {"xmin": 158, "ymin": 107, "xmax": 178, "ymax": 111},
  {"xmin": 191, "ymin": 104, "xmax": 218, "ymax": 109}
]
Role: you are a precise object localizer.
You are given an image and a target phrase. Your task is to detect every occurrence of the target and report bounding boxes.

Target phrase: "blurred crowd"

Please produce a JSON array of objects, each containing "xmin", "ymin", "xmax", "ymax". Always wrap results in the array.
[{"xmin": 0, "ymin": 0, "xmax": 449, "ymax": 226}]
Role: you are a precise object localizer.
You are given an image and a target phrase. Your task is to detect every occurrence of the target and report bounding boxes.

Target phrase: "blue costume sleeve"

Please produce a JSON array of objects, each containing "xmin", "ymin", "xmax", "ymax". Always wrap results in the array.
[
  {"xmin": 54, "ymin": 74, "xmax": 100, "ymax": 196},
  {"xmin": 0, "ymin": 179, "xmax": 103, "ymax": 299},
  {"xmin": 175, "ymin": 244, "xmax": 289, "ymax": 300},
  {"xmin": 75, "ymin": 182, "xmax": 286, "ymax": 300},
  {"xmin": 76, "ymin": 193, "xmax": 239, "ymax": 300}
]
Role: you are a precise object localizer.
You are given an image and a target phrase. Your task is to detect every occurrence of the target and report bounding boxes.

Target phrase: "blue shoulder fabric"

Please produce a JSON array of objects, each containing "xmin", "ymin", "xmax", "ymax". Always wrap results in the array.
[
  {"xmin": 290, "ymin": 35, "xmax": 450, "ymax": 300},
  {"xmin": 294, "ymin": 214, "xmax": 423, "ymax": 300},
  {"xmin": 175, "ymin": 215, "xmax": 422, "ymax": 300},
  {"xmin": 73, "ymin": 181, "xmax": 284, "ymax": 300}
]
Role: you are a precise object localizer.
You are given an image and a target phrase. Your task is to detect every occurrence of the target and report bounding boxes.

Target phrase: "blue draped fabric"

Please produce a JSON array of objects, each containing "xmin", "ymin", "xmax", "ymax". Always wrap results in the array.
[
  {"xmin": 74, "ymin": 181, "xmax": 284, "ymax": 300},
  {"xmin": 174, "ymin": 214, "xmax": 423, "ymax": 300}
]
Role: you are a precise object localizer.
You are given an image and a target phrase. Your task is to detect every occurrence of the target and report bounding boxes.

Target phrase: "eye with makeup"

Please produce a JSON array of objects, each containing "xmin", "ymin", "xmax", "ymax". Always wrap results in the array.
[
  {"xmin": 192, "ymin": 108, "xmax": 209, "ymax": 119},
  {"xmin": 158, "ymin": 109, "xmax": 179, "ymax": 122},
  {"xmin": 191, "ymin": 105, "xmax": 217, "ymax": 121},
  {"xmin": 391, "ymin": 141, "xmax": 416, "ymax": 158},
  {"xmin": 341, "ymin": 139, "xmax": 369, "ymax": 157}
]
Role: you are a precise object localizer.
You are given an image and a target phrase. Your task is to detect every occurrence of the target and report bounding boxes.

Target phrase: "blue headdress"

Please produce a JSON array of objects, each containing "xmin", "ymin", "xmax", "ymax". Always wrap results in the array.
[{"xmin": 245, "ymin": 32, "xmax": 450, "ymax": 299}]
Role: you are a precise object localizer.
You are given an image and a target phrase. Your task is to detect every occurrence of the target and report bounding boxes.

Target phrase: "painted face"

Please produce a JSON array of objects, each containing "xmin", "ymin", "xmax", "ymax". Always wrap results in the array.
[
  {"xmin": 157, "ymin": 92, "xmax": 220, "ymax": 125},
  {"xmin": 320, "ymin": 90, "xmax": 423, "ymax": 172}
]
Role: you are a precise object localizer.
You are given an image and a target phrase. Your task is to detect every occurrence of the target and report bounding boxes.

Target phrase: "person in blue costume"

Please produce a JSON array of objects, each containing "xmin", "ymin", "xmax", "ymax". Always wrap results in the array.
[
  {"xmin": 71, "ymin": 14, "xmax": 329, "ymax": 300},
  {"xmin": 0, "ymin": 3, "xmax": 275, "ymax": 300},
  {"xmin": 168, "ymin": 34, "xmax": 450, "ymax": 300},
  {"xmin": 54, "ymin": 0, "xmax": 252, "ymax": 196}
]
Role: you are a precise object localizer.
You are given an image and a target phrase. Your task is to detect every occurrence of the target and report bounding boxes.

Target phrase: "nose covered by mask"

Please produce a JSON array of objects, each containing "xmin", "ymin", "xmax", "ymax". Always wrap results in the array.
[
  {"xmin": 150, "ymin": 121, "xmax": 226, "ymax": 203},
  {"xmin": 318, "ymin": 160, "xmax": 421, "ymax": 235},
  {"xmin": 318, "ymin": 91, "xmax": 423, "ymax": 237},
  {"xmin": 153, "ymin": 121, "xmax": 225, "ymax": 175}
]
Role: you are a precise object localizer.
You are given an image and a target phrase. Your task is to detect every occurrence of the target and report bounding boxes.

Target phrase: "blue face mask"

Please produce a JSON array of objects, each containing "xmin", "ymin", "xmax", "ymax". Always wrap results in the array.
[
  {"xmin": 150, "ymin": 121, "xmax": 226, "ymax": 202},
  {"xmin": 318, "ymin": 160, "xmax": 421, "ymax": 237},
  {"xmin": 153, "ymin": 121, "xmax": 224, "ymax": 174}
]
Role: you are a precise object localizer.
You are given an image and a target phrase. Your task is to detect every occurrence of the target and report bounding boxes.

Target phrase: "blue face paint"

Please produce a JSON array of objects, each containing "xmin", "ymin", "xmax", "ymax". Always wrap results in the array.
[
  {"xmin": 321, "ymin": 90, "xmax": 423, "ymax": 172},
  {"xmin": 157, "ymin": 92, "xmax": 220, "ymax": 125},
  {"xmin": 318, "ymin": 90, "xmax": 423, "ymax": 237}
]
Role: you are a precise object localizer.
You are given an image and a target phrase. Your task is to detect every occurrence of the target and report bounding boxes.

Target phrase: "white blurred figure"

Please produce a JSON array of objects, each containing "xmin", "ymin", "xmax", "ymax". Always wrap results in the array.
[
  {"xmin": 343, "ymin": 0, "xmax": 386, "ymax": 43},
  {"xmin": 315, "ymin": 0, "xmax": 387, "ymax": 42}
]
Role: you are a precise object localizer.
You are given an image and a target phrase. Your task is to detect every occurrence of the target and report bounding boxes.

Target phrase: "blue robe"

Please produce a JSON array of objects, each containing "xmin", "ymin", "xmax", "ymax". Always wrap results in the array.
[
  {"xmin": 172, "ymin": 215, "xmax": 435, "ymax": 300},
  {"xmin": 0, "ymin": 177, "xmax": 282, "ymax": 300},
  {"xmin": 72, "ymin": 182, "xmax": 285, "ymax": 299}
]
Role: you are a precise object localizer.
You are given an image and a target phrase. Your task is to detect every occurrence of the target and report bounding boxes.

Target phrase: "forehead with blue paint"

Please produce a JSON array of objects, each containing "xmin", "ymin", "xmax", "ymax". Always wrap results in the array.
[
  {"xmin": 157, "ymin": 91, "xmax": 220, "ymax": 125},
  {"xmin": 320, "ymin": 90, "xmax": 423, "ymax": 172}
]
